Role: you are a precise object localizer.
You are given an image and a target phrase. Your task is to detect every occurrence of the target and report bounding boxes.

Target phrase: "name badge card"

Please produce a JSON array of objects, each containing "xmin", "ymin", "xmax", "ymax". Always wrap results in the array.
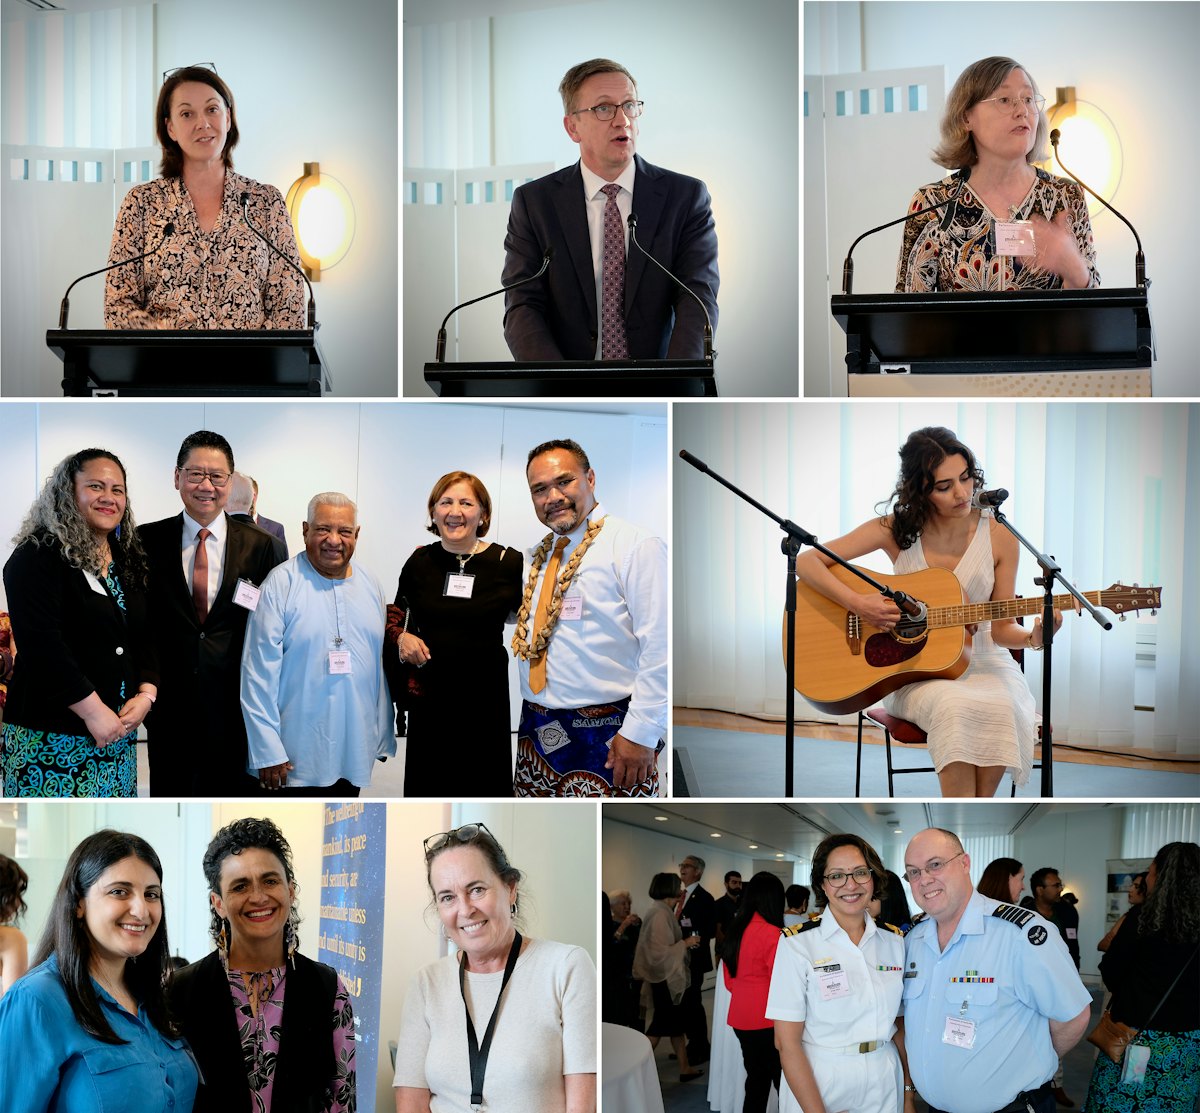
[
  {"xmin": 233, "ymin": 578, "xmax": 261, "ymax": 611},
  {"xmin": 942, "ymin": 1016, "xmax": 977, "ymax": 1049},
  {"xmin": 995, "ymin": 221, "xmax": 1036, "ymax": 256},
  {"xmin": 444, "ymin": 573, "xmax": 475, "ymax": 599},
  {"xmin": 560, "ymin": 593, "xmax": 583, "ymax": 620},
  {"xmin": 328, "ymin": 650, "xmax": 352, "ymax": 675},
  {"xmin": 818, "ymin": 969, "xmax": 850, "ymax": 1001}
]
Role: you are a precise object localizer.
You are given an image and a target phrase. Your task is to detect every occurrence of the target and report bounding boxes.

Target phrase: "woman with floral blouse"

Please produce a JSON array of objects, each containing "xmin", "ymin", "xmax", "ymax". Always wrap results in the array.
[
  {"xmin": 104, "ymin": 64, "xmax": 305, "ymax": 329},
  {"xmin": 169, "ymin": 817, "xmax": 355, "ymax": 1113}
]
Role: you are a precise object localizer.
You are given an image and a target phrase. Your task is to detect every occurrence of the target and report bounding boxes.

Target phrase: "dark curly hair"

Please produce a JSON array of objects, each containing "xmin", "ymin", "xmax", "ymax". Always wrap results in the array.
[
  {"xmin": 202, "ymin": 817, "xmax": 299, "ymax": 950},
  {"xmin": 1139, "ymin": 842, "xmax": 1200, "ymax": 943},
  {"xmin": 0, "ymin": 853, "xmax": 29, "ymax": 923},
  {"xmin": 811, "ymin": 833, "xmax": 888, "ymax": 912},
  {"xmin": 155, "ymin": 67, "xmax": 239, "ymax": 179},
  {"xmin": 878, "ymin": 427, "xmax": 985, "ymax": 550}
]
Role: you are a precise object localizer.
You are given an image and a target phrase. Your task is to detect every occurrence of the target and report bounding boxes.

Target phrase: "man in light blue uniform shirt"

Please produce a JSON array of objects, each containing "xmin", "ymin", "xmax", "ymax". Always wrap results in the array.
[{"xmin": 901, "ymin": 828, "xmax": 1092, "ymax": 1113}]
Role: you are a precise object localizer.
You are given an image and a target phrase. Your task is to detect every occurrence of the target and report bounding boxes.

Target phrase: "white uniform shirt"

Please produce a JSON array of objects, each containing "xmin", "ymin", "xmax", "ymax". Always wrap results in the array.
[
  {"xmin": 579, "ymin": 162, "xmax": 636, "ymax": 359},
  {"xmin": 517, "ymin": 505, "xmax": 667, "ymax": 748}
]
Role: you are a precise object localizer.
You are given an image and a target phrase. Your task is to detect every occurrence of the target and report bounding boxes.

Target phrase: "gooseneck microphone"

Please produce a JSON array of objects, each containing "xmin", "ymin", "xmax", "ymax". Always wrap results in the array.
[
  {"xmin": 1050, "ymin": 129, "xmax": 1147, "ymax": 290},
  {"xmin": 971, "ymin": 487, "xmax": 1010, "ymax": 510},
  {"xmin": 241, "ymin": 191, "xmax": 317, "ymax": 328},
  {"xmin": 627, "ymin": 212, "xmax": 715, "ymax": 361},
  {"xmin": 842, "ymin": 167, "xmax": 971, "ymax": 295},
  {"xmin": 58, "ymin": 222, "xmax": 175, "ymax": 328},
  {"xmin": 435, "ymin": 246, "xmax": 553, "ymax": 362}
]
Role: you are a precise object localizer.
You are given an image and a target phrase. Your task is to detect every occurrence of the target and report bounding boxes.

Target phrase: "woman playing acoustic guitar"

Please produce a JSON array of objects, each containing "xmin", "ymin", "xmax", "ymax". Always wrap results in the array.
[{"xmin": 795, "ymin": 426, "xmax": 1061, "ymax": 798}]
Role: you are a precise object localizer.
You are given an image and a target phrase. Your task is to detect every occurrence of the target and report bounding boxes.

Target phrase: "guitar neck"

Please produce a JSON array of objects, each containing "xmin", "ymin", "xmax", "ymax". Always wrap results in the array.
[{"xmin": 929, "ymin": 592, "xmax": 1093, "ymax": 629}]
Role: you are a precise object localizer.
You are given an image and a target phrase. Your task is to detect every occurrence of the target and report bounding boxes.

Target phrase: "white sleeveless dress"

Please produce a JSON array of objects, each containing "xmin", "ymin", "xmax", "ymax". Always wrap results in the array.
[{"xmin": 882, "ymin": 513, "xmax": 1035, "ymax": 785}]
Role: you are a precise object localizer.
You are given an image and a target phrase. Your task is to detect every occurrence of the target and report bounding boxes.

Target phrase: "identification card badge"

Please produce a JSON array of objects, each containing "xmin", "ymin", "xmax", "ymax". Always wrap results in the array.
[
  {"xmin": 942, "ymin": 1015, "xmax": 977, "ymax": 1049},
  {"xmin": 233, "ymin": 578, "xmax": 261, "ymax": 611},
  {"xmin": 560, "ymin": 593, "xmax": 583, "ymax": 620},
  {"xmin": 328, "ymin": 649, "xmax": 352, "ymax": 675},
  {"xmin": 1119, "ymin": 1043, "xmax": 1150, "ymax": 1086},
  {"xmin": 995, "ymin": 220, "xmax": 1036, "ymax": 256},
  {"xmin": 444, "ymin": 572, "xmax": 475, "ymax": 599},
  {"xmin": 818, "ymin": 969, "xmax": 851, "ymax": 1001}
]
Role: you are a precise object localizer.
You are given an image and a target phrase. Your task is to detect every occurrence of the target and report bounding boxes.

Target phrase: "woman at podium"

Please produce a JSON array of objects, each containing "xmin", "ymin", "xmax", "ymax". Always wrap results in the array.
[
  {"xmin": 103, "ymin": 65, "xmax": 306, "ymax": 330},
  {"xmin": 896, "ymin": 56, "xmax": 1099, "ymax": 294}
]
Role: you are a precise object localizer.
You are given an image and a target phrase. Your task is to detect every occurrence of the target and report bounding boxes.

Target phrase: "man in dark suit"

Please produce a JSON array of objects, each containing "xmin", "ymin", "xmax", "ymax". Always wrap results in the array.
[
  {"xmin": 226, "ymin": 472, "xmax": 288, "ymax": 565},
  {"xmin": 678, "ymin": 854, "xmax": 717, "ymax": 1065},
  {"xmin": 502, "ymin": 58, "xmax": 719, "ymax": 362},
  {"xmin": 138, "ymin": 431, "xmax": 285, "ymax": 796},
  {"xmin": 248, "ymin": 475, "xmax": 288, "ymax": 554}
]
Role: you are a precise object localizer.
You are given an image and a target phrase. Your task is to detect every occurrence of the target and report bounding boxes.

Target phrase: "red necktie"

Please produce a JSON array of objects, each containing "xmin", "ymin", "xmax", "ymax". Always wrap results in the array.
[
  {"xmin": 192, "ymin": 527, "xmax": 211, "ymax": 623},
  {"xmin": 600, "ymin": 183, "xmax": 629, "ymax": 360}
]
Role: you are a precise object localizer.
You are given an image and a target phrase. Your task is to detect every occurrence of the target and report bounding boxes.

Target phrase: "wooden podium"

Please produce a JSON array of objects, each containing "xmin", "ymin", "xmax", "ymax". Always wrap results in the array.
[
  {"xmin": 424, "ymin": 358, "xmax": 717, "ymax": 397},
  {"xmin": 47, "ymin": 329, "xmax": 329, "ymax": 396}
]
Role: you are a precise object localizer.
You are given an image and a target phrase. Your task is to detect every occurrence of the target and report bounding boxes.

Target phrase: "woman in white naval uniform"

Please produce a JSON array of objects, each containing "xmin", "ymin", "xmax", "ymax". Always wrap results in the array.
[{"xmin": 765, "ymin": 834, "xmax": 915, "ymax": 1113}]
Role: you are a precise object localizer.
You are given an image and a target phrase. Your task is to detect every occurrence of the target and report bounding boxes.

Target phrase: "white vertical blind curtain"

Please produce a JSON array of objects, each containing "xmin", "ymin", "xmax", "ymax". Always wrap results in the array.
[
  {"xmin": 2, "ymin": 5, "xmax": 154, "ymax": 150},
  {"xmin": 1121, "ymin": 803, "xmax": 1199, "ymax": 857},
  {"xmin": 673, "ymin": 403, "xmax": 1198, "ymax": 756}
]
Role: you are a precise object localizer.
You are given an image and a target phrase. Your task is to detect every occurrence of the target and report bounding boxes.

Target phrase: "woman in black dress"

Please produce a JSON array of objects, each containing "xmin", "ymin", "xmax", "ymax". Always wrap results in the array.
[{"xmin": 387, "ymin": 471, "xmax": 522, "ymax": 796}]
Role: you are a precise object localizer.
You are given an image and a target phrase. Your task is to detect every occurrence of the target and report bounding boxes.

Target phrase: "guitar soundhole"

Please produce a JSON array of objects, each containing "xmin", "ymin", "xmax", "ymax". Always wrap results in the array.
[{"xmin": 864, "ymin": 633, "xmax": 927, "ymax": 668}]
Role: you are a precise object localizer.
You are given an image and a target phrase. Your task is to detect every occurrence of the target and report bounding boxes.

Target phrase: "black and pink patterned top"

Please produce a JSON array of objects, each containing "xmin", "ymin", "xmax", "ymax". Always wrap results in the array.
[{"xmin": 104, "ymin": 169, "xmax": 306, "ymax": 329}]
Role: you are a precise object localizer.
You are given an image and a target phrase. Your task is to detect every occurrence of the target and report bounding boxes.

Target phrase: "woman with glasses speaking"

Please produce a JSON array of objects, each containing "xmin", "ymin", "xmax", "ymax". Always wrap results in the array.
[
  {"xmin": 104, "ymin": 64, "xmax": 305, "ymax": 330},
  {"xmin": 896, "ymin": 57, "xmax": 1098, "ymax": 293},
  {"xmin": 766, "ymin": 833, "xmax": 915, "ymax": 1113},
  {"xmin": 394, "ymin": 822, "xmax": 597, "ymax": 1113}
]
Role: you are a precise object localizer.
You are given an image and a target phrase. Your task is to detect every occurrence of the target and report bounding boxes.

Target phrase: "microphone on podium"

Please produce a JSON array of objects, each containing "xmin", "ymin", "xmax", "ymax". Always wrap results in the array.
[
  {"xmin": 58, "ymin": 223, "xmax": 175, "ymax": 328},
  {"xmin": 241, "ymin": 192, "xmax": 318, "ymax": 328},
  {"xmin": 627, "ymin": 213, "xmax": 715, "ymax": 360}
]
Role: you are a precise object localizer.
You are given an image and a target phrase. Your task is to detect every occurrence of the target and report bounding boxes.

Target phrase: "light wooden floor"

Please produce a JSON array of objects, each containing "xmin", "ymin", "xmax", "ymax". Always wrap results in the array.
[{"xmin": 673, "ymin": 707, "xmax": 1199, "ymax": 774}]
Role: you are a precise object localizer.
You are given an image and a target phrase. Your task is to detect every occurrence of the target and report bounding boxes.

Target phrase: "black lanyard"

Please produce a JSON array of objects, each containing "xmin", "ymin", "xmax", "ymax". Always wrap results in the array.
[{"xmin": 459, "ymin": 930, "xmax": 522, "ymax": 1111}]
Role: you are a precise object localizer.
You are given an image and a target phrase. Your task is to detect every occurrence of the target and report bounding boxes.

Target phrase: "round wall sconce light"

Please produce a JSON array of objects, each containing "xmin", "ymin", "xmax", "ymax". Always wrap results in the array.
[
  {"xmin": 286, "ymin": 161, "xmax": 356, "ymax": 281},
  {"xmin": 1042, "ymin": 87, "xmax": 1124, "ymax": 218}
]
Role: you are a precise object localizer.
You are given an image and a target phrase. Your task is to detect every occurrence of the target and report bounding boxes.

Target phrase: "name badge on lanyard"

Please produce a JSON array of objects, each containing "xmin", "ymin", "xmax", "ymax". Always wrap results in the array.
[
  {"xmin": 942, "ymin": 1015, "xmax": 977, "ymax": 1048},
  {"xmin": 444, "ymin": 572, "xmax": 475, "ymax": 599},
  {"xmin": 995, "ymin": 220, "xmax": 1036, "ymax": 256},
  {"xmin": 328, "ymin": 649, "xmax": 352, "ymax": 674}
]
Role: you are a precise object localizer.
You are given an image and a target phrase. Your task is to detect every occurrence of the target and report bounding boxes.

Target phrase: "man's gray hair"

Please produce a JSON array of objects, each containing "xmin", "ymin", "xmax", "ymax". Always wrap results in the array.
[
  {"xmin": 226, "ymin": 472, "xmax": 255, "ymax": 514},
  {"xmin": 682, "ymin": 855, "xmax": 705, "ymax": 874},
  {"xmin": 306, "ymin": 491, "xmax": 358, "ymax": 522}
]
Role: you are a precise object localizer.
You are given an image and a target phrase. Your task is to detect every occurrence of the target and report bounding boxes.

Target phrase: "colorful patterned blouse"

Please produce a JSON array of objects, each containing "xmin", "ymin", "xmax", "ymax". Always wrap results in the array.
[
  {"xmin": 226, "ymin": 964, "xmax": 356, "ymax": 1113},
  {"xmin": 104, "ymin": 170, "xmax": 306, "ymax": 329},
  {"xmin": 895, "ymin": 168, "xmax": 1100, "ymax": 293}
]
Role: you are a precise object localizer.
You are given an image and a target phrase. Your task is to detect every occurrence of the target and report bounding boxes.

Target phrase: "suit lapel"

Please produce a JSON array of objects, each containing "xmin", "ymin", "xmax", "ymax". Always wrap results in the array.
[
  {"xmin": 551, "ymin": 162, "xmax": 598, "ymax": 326},
  {"xmin": 626, "ymin": 156, "xmax": 666, "ymax": 312},
  {"xmin": 210, "ymin": 514, "xmax": 241, "ymax": 619}
]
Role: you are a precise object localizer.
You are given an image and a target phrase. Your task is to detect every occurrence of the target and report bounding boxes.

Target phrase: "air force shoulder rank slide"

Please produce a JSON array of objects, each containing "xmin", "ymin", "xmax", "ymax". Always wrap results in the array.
[{"xmin": 991, "ymin": 903, "xmax": 1035, "ymax": 928}]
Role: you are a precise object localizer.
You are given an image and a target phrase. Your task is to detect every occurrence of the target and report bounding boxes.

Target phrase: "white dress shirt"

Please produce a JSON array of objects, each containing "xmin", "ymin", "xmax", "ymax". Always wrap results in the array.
[
  {"xmin": 518, "ymin": 504, "xmax": 667, "ymax": 748},
  {"xmin": 179, "ymin": 510, "xmax": 227, "ymax": 613},
  {"xmin": 580, "ymin": 161, "xmax": 636, "ymax": 359}
]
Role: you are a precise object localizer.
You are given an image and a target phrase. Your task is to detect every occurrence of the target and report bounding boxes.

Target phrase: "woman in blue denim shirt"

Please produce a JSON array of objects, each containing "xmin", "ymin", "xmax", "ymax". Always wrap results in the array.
[{"xmin": 0, "ymin": 829, "xmax": 198, "ymax": 1112}]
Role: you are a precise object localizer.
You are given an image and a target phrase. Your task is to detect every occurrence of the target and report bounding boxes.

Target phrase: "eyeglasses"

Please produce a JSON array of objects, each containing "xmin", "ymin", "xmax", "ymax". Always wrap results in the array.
[
  {"xmin": 423, "ymin": 822, "xmax": 496, "ymax": 856},
  {"xmin": 571, "ymin": 100, "xmax": 644, "ymax": 122},
  {"xmin": 903, "ymin": 852, "xmax": 965, "ymax": 882},
  {"xmin": 177, "ymin": 467, "xmax": 231, "ymax": 488},
  {"xmin": 824, "ymin": 867, "xmax": 873, "ymax": 887},
  {"xmin": 978, "ymin": 94, "xmax": 1045, "ymax": 114},
  {"xmin": 162, "ymin": 62, "xmax": 219, "ymax": 84}
]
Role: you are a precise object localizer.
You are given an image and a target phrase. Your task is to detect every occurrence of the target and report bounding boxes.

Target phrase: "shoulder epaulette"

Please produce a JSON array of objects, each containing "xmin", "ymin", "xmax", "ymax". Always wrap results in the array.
[
  {"xmin": 782, "ymin": 916, "xmax": 822, "ymax": 937},
  {"xmin": 991, "ymin": 902, "xmax": 1036, "ymax": 928},
  {"xmin": 880, "ymin": 921, "xmax": 905, "ymax": 936},
  {"xmin": 910, "ymin": 911, "xmax": 927, "ymax": 927}
]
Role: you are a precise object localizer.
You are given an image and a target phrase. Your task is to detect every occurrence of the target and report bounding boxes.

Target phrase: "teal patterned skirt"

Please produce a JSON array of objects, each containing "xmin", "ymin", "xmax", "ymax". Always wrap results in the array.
[
  {"xmin": 1083, "ymin": 1026, "xmax": 1200, "ymax": 1112},
  {"xmin": 0, "ymin": 721, "xmax": 137, "ymax": 797}
]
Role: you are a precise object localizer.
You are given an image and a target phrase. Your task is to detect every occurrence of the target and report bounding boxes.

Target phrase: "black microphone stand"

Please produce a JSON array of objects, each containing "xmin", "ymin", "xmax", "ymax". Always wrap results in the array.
[
  {"xmin": 988, "ymin": 501, "xmax": 1111, "ymax": 796},
  {"xmin": 679, "ymin": 450, "xmax": 926, "ymax": 796}
]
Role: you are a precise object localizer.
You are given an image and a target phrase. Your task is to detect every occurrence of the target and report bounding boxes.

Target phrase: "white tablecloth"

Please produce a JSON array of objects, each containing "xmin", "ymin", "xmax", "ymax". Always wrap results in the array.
[
  {"xmin": 602, "ymin": 1022, "xmax": 665, "ymax": 1113},
  {"xmin": 708, "ymin": 960, "xmax": 780, "ymax": 1113}
]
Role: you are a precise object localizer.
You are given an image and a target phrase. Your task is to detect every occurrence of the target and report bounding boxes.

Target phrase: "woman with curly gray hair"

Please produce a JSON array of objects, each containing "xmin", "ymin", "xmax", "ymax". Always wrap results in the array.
[
  {"xmin": 167, "ymin": 816, "xmax": 356, "ymax": 1113},
  {"xmin": 2, "ymin": 448, "xmax": 156, "ymax": 797},
  {"xmin": 1083, "ymin": 841, "xmax": 1200, "ymax": 1112}
]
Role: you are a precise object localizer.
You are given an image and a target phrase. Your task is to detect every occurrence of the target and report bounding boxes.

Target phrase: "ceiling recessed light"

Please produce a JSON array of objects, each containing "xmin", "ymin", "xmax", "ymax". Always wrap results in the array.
[
  {"xmin": 748, "ymin": 844, "xmax": 759, "ymax": 849},
  {"xmin": 775, "ymin": 852, "xmax": 785, "ymax": 858},
  {"xmin": 710, "ymin": 832, "xmax": 721, "ymax": 838},
  {"xmin": 653, "ymin": 816, "xmax": 668, "ymax": 822}
]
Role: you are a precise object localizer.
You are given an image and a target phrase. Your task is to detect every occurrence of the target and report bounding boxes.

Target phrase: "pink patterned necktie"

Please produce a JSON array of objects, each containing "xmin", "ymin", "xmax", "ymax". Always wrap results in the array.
[
  {"xmin": 600, "ymin": 183, "xmax": 629, "ymax": 360},
  {"xmin": 192, "ymin": 527, "xmax": 211, "ymax": 623}
]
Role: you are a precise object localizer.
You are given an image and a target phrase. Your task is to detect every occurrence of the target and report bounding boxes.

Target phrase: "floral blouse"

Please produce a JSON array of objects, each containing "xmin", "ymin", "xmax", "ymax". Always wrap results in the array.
[
  {"xmin": 104, "ymin": 170, "xmax": 306, "ymax": 329},
  {"xmin": 226, "ymin": 964, "xmax": 356, "ymax": 1113},
  {"xmin": 895, "ymin": 168, "xmax": 1100, "ymax": 293}
]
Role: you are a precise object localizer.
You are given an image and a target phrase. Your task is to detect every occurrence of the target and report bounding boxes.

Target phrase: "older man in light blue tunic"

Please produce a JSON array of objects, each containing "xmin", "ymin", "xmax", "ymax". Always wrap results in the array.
[{"xmin": 241, "ymin": 492, "xmax": 395, "ymax": 795}]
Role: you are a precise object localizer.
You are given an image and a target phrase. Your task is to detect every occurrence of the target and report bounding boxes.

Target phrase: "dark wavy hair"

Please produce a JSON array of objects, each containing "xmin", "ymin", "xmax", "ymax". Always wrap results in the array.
[
  {"xmin": 811, "ymin": 833, "xmax": 887, "ymax": 912},
  {"xmin": 13, "ymin": 448, "xmax": 149, "ymax": 586},
  {"xmin": 1139, "ymin": 842, "xmax": 1200, "ymax": 943},
  {"xmin": 723, "ymin": 872, "xmax": 785, "ymax": 978},
  {"xmin": 878, "ymin": 427, "xmax": 985, "ymax": 550},
  {"xmin": 0, "ymin": 853, "xmax": 29, "ymax": 923},
  {"xmin": 977, "ymin": 857, "xmax": 1024, "ymax": 902},
  {"xmin": 526, "ymin": 438, "xmax": 591, "ymax": 473},
  {"xmin": 155, "ymin": 67, "xmax": 239, "ymax": 179},
  {"xmin": 202, "ymin": 817, "xmax": 300, "ymax": 951},
  {"xmin": 425, "ymin": 470, "xmax": 493, "ymax": 538},
  {"xmin": 874, "ymin": 869, "xmax": 914, "ymax": 931},
  {"xmin": 32, "ymin": 830, "xmax": 176, "ymax": 1042}
]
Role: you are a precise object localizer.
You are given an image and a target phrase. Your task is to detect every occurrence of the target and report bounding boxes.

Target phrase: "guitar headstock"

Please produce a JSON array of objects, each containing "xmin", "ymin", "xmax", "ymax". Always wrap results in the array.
[{"xmin": 1100, "ymin": 583, "xmax": 1162, "ymax": 619}]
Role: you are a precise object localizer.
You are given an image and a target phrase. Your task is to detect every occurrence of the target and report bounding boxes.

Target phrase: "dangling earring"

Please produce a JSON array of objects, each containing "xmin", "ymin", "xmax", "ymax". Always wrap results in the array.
[
  {"xmin": 285, "ymin": 916, "xmax": 298, "ymax": 969},
  {"xmin": 439, "ymin": 922, "xmax": 448, "ymax": 940},
  {"xmin": 511, "ymin": 902, "xmax": 518, "ymax": 916},
  {"xmin": 217, "ymin": 918, "xmax": 230, "ymax": 971}
]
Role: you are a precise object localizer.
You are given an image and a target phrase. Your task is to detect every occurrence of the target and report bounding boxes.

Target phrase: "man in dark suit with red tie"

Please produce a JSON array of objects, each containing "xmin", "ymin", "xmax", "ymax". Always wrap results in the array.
[
  {"xmin": 679, "ymin": 854, "xmax": 717, "ymax": 1065},
  {"xmin": 138, "ymin": 431, "xmax": 285, "ymax": 796},
  {"xmin": 502, "ymin": 58, "xmax": 719, "ymax": 362}
]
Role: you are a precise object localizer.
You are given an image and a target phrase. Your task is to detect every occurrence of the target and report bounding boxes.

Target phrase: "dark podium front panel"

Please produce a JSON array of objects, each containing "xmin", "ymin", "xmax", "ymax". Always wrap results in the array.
[
  {"xmin": 424, "ymin": 358, "xmax": 717, "ymax": 398},
  {"xmin": 831, "ymin": 287, "xmax": 1152, "ymax": 375},
  {"xmin": 48, "ymin": 329, "xmax": 329, "ymax": 396}
]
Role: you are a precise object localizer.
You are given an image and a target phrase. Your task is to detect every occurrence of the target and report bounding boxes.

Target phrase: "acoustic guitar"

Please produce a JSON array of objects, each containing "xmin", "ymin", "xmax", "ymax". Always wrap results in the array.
[{"xmin": 785, "ymin": 564, "xmax": 1161, "ymax": 715}]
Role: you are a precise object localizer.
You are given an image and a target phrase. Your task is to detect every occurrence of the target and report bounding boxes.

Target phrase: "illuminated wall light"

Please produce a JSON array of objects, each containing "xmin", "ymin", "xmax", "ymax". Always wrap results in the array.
[
  {"xmin": 1042, "ymin": 86, "xmax": 1123, "ymax": 220},
  {"xmin": 285, "ymin": 161, "xmax": 356, "ymax": 281}
]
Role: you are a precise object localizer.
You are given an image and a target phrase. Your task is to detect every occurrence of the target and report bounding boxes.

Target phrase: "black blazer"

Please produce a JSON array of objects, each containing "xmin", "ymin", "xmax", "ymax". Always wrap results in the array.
[
  {"xmin": 168, "ymin": 951, "xmax": 343, "ymax": 1113},
  {"xmin": 680, "ymin": 884, "xmax": 717, "ymax": 977},
  {"xmin": 138, "ymin": 513, "xmax": 284, "ymax": 759},
  {"xmin": 502, "ymin": 155, "xmax": 719, "ymax": 361},
  {"xmin": 2, "ymin": 536, "xmax": 156, "ymax": 735}
]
